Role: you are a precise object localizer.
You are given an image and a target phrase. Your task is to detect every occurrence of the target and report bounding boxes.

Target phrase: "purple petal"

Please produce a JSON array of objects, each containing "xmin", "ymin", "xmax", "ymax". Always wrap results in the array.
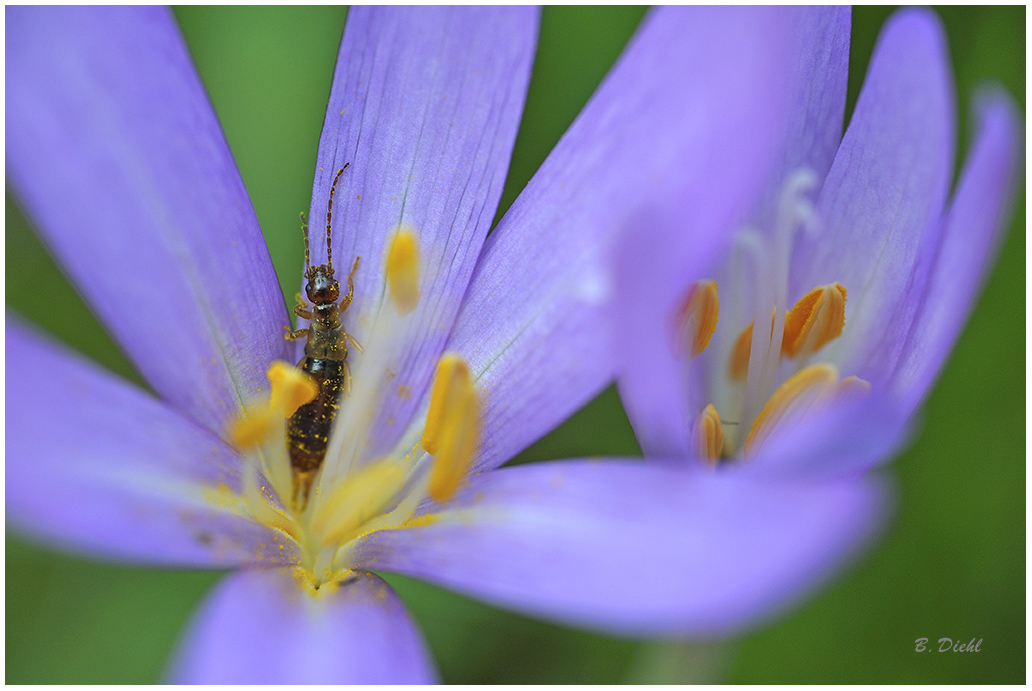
[
  {"xmin": 614, "ymin": 7, "xmax": 845, "ymax": 458},
  {"xmin": 782, "ymin": 7, "xmax": 851, "ymax": 183},
  {"xmin": 892, "ymin": 89, "xmax": 1023, "ymax": 414},
  {"xmin": 6, "ymin": 7, "xmax": 289, "ymax": 434},
  {"xmin": 795, "ymin": 8, "xmax": 956, "ymax": 385},
  {"xmin": 169, "ymin": 568, "xmax": 437, "ymax": 684},
  {"xmin": 352, "ymin": 460, "xmax": 889, "ymax": 636},
  {"xmin": 448, "ymin": 7, "xmax": 801, "ymax": 469},
  {"xmin": 305, "ymin": 7, "xmax": 538, "ymax": 457},
  {"xmin": 6, "ymin": 317, "xmax": 292, "ymax": 567},
  {"xmin": 757, "ymin": 6, "xmax": 851, "ymax": 220},
  {"xmin": 746, "ymin": 389, "xmax": 914, "ymax": 480}
]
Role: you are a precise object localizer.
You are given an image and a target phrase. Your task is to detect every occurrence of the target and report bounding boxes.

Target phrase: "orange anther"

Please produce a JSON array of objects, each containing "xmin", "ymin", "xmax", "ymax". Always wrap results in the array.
[
  {"xmin": 729, "ymin": 321, "xmax": 754, "ymax": 381},
  {"xmin": 693, "ymin": 404, "xmax": 725, "ymax": 463},
  {"xmin": 728, "ymin": 308, "xmax": 776, "ymax": 381},
  {"xmin": 677, "ymin": 280, "xmax": 720, "ymax": 358},
  {"xmin": 745, "ymin": 363, "xmax": 839, "ymax": 455},
  {"xmin": 781, "ymin": 283, "xmax": 847, "ymax": 359}
]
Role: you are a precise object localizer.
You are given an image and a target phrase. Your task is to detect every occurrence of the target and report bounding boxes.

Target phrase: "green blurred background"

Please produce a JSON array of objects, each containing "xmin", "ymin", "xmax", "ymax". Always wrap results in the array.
[{"xmin": 5, "ymin": 6, "xmax": 1024, "ymax": 684}]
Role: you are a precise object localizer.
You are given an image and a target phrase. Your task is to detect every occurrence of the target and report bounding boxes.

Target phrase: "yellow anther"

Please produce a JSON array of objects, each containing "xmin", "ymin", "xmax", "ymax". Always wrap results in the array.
[
  {"xmin": 745, "ymin": 363, "xmax": 839, "ymax": 455},
  {"xmin": 311, "ymin": 459, "xmax": 407, "ymax": 544},
  {"xmin": 421, "ymin": 354, "xmax": 469, "ymax": 456},
  {"xmin": 692, "ymin": 404, "xmax": 725, "ymax": 463},
  {"xmin": 227, "ymin": 361, "xmax": 317, "ymax": 448},
  {"xmin": 386, "ymin": 227, "xmax": 420, "ymax": 315},
  {"xmin": 267, "ymin": 361, "xmax": 319, "ymax": 417},
  {"xmin": 781, "ymin": 283, "xmax": 847, "ymax": 359},
  {"xmin": 429, "ymin": 386, "xmax": 479, "ymax": 502},
  {"xmin": 421, "ymin": 353, "xmax": 480, "ymax": 502},
  {"xmin": 677, "ymin": 280, "xmax": 719, "ymax": 358},
  {"xmin": 228, "ymin": 408, "xmax": 277, "ymax": 449}
]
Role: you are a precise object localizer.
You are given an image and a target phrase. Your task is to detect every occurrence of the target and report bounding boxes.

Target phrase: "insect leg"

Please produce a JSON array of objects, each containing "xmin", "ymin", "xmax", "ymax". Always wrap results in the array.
[
  {"xmin": 342, "ymin": 360, "xmax": 352, "ymax": 397},
  {"xmin": 346, "ymin": 332, "xmax": 364, "ymax": 354},
  {"xmin": 284, "ymin": 326, "xmax": 309, "ymax": 341},
  {"xmin": 292, "ymin": 292, "xmax": 313, "ymax": 320},
  {"xmin": 339, "ymin": 256, "xmax": 361, "ymax": 311}
]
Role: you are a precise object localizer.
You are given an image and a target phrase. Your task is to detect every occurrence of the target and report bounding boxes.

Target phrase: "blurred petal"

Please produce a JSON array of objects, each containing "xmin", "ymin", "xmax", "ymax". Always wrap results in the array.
[
  {"xmin": 746, "ymin": 389, "xmax": 913, "ymax": 480},
  {"xmin": 352, "ymin": 460, "xmax": 889, "ymax": 636},
  {"xmin": 449, "ymin": 7, "xmax": 799, "ymax": 469},
  {"xmin": 893, "ymin": 89, "xmax": 1023, "ymax": 413},
  {"xmin": 614, "ymin": 8, "xmax": 850, "ymax": 459},
  {"xmin": 307, "ymin": 7, "xmax": 538, "ymax": 457},
  {"xmin": 796, "ymin": 8, "xmax": 956, "ymax": 384},
  {"xmin": 170, "ymin": 569, "xmax": 436, "ymax": 684},
  {"xmin": 6, "ymin": 317, "xmax": 292, "ymax": 567},
  {"xmin": 6, "ymin": 7, "xmax": 289, "ymax": 433}
]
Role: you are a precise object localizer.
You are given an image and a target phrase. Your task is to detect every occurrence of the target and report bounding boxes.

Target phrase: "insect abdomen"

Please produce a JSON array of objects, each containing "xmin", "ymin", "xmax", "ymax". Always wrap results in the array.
[{"xmin": 287, "ymin": 357, "xmax": 345, "ymax": 474}]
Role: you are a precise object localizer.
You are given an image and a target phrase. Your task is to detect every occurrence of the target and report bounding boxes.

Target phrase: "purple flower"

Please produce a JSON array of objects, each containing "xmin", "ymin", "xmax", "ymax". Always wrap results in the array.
[
  {"xmin": 7, "ymin": 7, "xmax": 901, "ymax": 683},
  {"xmin": 616, "ymin": 9, "xmax": 1020, "ymax": 479}
]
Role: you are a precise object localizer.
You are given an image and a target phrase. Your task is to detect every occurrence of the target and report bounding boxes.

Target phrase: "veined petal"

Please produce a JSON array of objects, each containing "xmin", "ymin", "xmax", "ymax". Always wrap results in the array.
[
  {"xmin": 6, "ymin": 7, "xmax": 289, "ymax": 433},
  {"xmin": 757, "ymin": 6, "xmax": 851, "ymax": 220},
  {"xmin": 306, "ymin": 7, "xmax": 538, "ymax": 458},
  {"xmin": 797, "ymin": 8, "xmax": 956, "ymax": 384},
  {"xmin": 351, "ymin": 460, "xmax": 889, "ymax": 636},
  {"xmin": 448, "ymin": 7, "xmax": 799, "ymax": 469},
  {"xmin": 6, "ymin": 317, "xmax": 293, "ymax": 567},
  {"xmin": 168, "ymin": 569, "xmax": 436, "ymax": 684},
  {"xmin": 892, "ymin": 89, "xmax": 1023, "ymax": 414}
]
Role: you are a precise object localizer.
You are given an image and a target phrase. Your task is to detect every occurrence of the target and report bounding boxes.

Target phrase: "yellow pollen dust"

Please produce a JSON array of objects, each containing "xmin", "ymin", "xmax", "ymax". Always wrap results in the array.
[
  {"xmin": 678, "ymin": 280, "xmax": 719, "ymax": 358},
  {"xmin": 386, "ymin": 227, "xmax": 420, "ymax": 315},
  {"xmin": 421, "ymin": 353, "xmax": 480, "ymax": 502},
  {"xmin": 228, "ymin": 361, "xmax": 317, "ymax": 448},
  {"xmin": 744, "ymin": 363, "xmax": 839, "ymax": 455},
  {"xmin": 693, "ymin": 403, "xmax": 724, "ymax": 463},
  {"xmin": 781, "ymin": 283, "xmax": 847, "ymax": 359}
]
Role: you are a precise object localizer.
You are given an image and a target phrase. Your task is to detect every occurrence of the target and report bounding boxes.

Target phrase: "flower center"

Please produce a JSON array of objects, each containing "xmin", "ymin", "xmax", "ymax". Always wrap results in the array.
[
  {"xmin": 677, "ymin": 169, "xmax": 868, "ymax": 462},
  {"xmin": 225, "ymin": 227, "xmax": 480, "ymax": 586}
]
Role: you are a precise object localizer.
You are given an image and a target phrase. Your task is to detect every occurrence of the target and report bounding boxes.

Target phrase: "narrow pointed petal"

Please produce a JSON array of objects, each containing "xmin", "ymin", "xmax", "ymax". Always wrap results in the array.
[
  {"xmin": 893, "ymin": 89, "xmax": 1022, "ymax": 413},
  {"xmin": 6, "ymin": 317, "xmax": 293, "ymax": 566},
  {"xmin": 447, "ymin": 7, "xmax": 798, "ymax": 469},
  {"xmin": 306, "ymin": 7, "xmax": 538, "ymax": 457},
  {"xmin": 351, "ymin": 460, "xmax": 889, "ymax": 636},
  {"xmin": 797, "ymin": 8, "xmax": 956, "ymax": 384},
  {"xmin": 169, "ymin": 569, "xmax": 437, "ymax": 684},
  {"xmin": 6, "ymin": 7, "xmax": 289, "ymax": 433}
]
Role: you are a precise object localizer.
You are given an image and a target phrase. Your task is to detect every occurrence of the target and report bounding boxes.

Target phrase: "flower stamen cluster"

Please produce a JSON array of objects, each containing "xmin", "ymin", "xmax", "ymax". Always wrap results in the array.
[
  {"xmin": 226, "ymin": 227, "xmax": 479, "ymax": 587},
  {"xmin": 679, "ymin": 169, "xmax": 869, "ymax": 461}
]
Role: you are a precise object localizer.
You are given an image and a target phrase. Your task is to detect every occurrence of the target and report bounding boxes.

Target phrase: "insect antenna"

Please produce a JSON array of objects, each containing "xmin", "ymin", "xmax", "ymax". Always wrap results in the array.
[
  {"xmin": 325, "ymin": 162, "xmax": 350, "ymax": 275},
  {"xmin": 300, "ymin": 211, "xmax": 312, "ymax": 279}
]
